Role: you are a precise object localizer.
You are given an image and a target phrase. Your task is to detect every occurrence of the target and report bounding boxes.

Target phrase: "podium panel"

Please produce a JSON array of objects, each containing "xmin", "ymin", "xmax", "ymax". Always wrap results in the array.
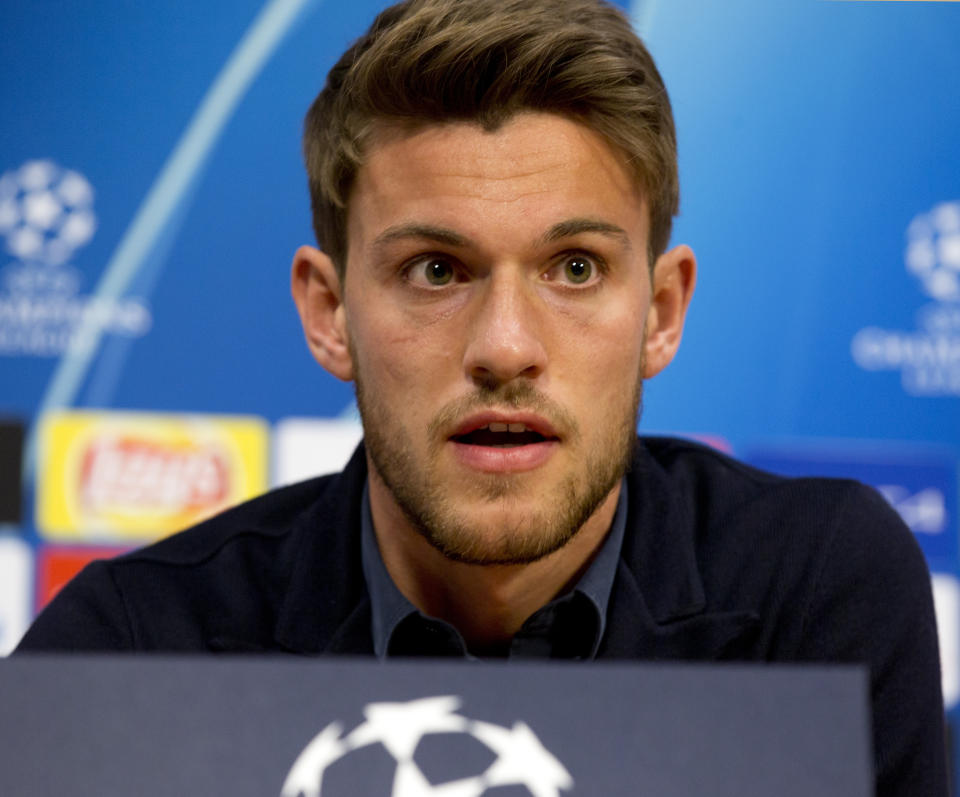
[{"xmin": 0, "ymin": 657, "xmax": 871, "ymax": 796}]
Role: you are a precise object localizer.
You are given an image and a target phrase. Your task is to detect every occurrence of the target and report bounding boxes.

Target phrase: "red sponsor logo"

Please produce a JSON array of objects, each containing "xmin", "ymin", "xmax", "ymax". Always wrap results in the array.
[
  {"xmin": 36, "ymin": 545, "xmax": 130, "ymax": 611},
  {"xmin": 79, "ymin": 436, "xmax": 229, "ymax": 513}
]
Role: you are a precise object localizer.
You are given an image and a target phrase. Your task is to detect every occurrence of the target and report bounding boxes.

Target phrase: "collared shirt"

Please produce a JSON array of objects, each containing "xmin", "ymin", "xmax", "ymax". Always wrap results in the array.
[{"xmin": 360, "ymin": 480, "xmax": 628, "ymax": 660}]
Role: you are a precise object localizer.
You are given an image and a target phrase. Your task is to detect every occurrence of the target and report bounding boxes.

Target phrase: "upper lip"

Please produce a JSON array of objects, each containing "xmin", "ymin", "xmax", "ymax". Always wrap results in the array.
[{"xmin": 449, "ymin": 411, "xmax": 559, "ymax": 440}]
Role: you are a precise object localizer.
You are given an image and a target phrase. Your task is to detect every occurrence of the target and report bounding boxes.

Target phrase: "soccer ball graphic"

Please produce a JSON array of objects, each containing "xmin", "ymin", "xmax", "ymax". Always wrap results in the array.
[
  {"xmin": 905, "ymin": 201, "xmax": 960, "ymax": 303},
  {"xmin": 0, "ymin": 159, "xmax": 96, "ymax": 266},
  {"xmin": 280, "ymin": 696, "xmax": 574, "ymax": 797}
]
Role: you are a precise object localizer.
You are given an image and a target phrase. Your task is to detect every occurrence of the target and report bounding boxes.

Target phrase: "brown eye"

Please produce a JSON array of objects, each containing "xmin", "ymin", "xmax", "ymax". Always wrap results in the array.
[
  {"xmin": 405, "ymin": 256, "xmax": 458, "ymax": 288},
  {"xmin": 564, "ymin": 256, "xmax": 592, "ymax": 284},
  {"xmin": 425, "ymin": 258, "xmax": 454, "ymax": 285}
]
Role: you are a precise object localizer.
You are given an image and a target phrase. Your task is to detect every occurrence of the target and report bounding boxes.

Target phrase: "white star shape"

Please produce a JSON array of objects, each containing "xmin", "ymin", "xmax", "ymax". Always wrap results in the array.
[
  {"xmin": 347, "ymin": 696, "xmax": 469, "ymax": 761},
  {"xmin": 938, "ymin": 234, "xmax": 960, "ymax": 269},
  {"xmin": 60, "ymin": 208, "xmax": 96, "ymax": 247},
  {"xmin": 933, "ymin": 202, "xmax": 960, "ymax": 234},
  {"xmin": 57, "ymin": 170, "xmax": 93, "ymax": 207},
  {"xmin": 906, "ymin": 240, "xmax": 935, "ymax": 275},
  {"xmin": 18, "ymin": 160, "xmax": 57, "ymax": 191},
  {"xmin": 22, "ymin": 190, "xmax": 62, "ymax": 231},
  {"xmin": 392, "ymin": 759, "xmax": 484, "ymax": 797},
  {"xmin": 280, "ymin": 721, "xmax": 347, "ymax": 797},
  {"xmin": 928, "ymin": 270, "xmax": 960, "ymax": 302},
  {"xmin": 471, "ymin": 719, "xmax": 573, "ymax": 797},
  {"xmin": 8, "ymin": 226, "xmax": 43, "ymax": 259}
]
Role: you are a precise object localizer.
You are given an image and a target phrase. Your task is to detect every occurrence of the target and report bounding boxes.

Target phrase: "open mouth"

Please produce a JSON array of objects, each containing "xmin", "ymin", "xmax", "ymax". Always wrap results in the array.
[{"xmin": 452, "ymin": 422, "xmax": 552, "ymax": 448}]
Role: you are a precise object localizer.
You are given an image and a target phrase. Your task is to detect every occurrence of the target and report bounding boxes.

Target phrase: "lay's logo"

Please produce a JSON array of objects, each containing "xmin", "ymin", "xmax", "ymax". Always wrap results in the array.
[
  {"xmin": 37, "ymin": 411, "xmax": 268, "ymax": 541},
  {"xmin": 79, "ymin": 436, "xmax": 229, "ymax": 513}
]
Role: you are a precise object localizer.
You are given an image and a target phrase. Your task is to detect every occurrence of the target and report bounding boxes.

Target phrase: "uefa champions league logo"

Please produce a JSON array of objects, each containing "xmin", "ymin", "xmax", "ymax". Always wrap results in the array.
[
  {"xmin": 281, "ymin": 696, "xmax": 574, "ymax": 797},
  {"xmin": 905, "ymin": 201, "xmax": 960, "ymax": 303},
  {"xmin": 0, "ymin": 159, "xmax": 151, "ymax": 356},
  {"xmin": 850, "ymin": 199, "xmax": 960, "ymax": 396},
  {"xmin": 0, "ymin": 160, "xmax": 97, "ymax": 267}
]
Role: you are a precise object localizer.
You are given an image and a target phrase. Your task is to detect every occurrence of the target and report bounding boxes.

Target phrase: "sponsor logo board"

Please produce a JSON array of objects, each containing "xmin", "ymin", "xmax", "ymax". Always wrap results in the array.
[
  {"xmin": 36, "ymin": 410, "xmax": 268, "ymax": 541},
  {"xmin": 0, "ymin": 536, "xmax": 32, "ymax": 655},
  {"xmin": 273, "ymin": 417, "xmax": 363, "ymax": 487},
  {"xmin": 933, "ymin": 572, "xmax": 960, "ymax": 710}
]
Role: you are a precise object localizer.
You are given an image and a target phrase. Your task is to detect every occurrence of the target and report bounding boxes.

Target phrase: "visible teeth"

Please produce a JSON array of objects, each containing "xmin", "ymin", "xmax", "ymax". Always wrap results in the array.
[{"xmin": 485, "ymin": 422, "xmax": 528, "ymax": 433}]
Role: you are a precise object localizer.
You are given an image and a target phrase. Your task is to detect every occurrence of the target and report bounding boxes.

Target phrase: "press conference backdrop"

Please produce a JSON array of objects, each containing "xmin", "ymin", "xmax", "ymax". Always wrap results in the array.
[{"xmin": 1, "ymin": 0, "xmax": 958, "ymax": 780}]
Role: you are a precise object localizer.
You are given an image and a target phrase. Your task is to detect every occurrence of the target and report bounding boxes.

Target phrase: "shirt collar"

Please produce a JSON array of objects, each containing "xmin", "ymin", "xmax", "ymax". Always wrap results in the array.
[
  {"xmin": 575, "ymin": 479, "xmax": 628, "ymax": 652},
  {"xmin": 360, "ymin": 479, "xmax": 628, "ymax": 659}
]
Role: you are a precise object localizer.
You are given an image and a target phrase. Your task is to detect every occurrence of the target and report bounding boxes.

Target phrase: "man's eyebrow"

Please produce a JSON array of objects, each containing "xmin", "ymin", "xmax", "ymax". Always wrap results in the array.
[
  {"xmin": 371, "ymin": 218, "xmax": 632, "ymax": 251},
  {"xmin": 372, "ymin": 223, "xmax": 469, "ymax": 249},
  {"xmin": 541, "ymin": 218, "xmax": 632, "ymax": 250}
]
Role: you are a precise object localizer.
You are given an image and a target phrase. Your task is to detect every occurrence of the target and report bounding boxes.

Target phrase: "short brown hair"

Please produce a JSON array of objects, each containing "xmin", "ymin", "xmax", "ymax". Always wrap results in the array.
[{"xmin": 303, "ymin": 0, "xmax": 679, "ymax": 274}]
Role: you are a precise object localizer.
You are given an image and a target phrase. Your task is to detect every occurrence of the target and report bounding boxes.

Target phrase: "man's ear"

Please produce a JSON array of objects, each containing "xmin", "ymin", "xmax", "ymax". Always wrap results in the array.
[
  {"xmin": 291, "ymin": 245, "xmax": 354, "ymax": 381},
  {"xmin": 643, "ymin": 244, "xmax": 697, "ymax": 379}
]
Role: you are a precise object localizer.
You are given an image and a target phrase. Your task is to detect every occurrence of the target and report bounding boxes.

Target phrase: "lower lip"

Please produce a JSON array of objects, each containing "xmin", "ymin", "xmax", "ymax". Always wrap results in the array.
[{"xmin": 449, "ymin": 439, "xmax": 559, "ymax": 473}]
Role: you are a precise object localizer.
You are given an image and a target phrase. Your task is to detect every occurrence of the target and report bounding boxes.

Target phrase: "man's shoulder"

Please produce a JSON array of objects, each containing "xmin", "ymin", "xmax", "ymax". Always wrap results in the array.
[
  {"xmin": 17, "ymin": 448, "xmax": 371, "ymax": 652},
  {"xmin": 627, "ymin": 436, "xmax": 932, "ymax": 657},
  {"xmin": 629, "ymin": 436, "xmax": 931, "ymax": 645},
  {"xmin": 631, "ymin": 435, "xmax": 917, "ymax": 580},
  {"xmin": 636, "ymin": 434, "xmax": 892, "ymax": 526},
  {"xmin": 637, "ymin": 435, "xmax": 780, "ymax": 490},
  {"xmin": 628, "ymin": 440, "xmax": 943, "ymax": 795}
]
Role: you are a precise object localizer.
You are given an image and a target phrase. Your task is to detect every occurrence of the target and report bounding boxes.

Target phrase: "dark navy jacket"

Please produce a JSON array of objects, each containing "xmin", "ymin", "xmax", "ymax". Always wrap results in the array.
[{"xmin": 17, "ymin": 437, "xmax": 948, "ymax": 795}]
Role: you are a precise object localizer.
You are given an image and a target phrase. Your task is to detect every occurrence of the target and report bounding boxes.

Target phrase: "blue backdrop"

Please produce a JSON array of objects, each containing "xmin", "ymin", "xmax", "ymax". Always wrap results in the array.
[{"xmin": 1, "ymin": 0, "xmax": 958, "ymax": 781}]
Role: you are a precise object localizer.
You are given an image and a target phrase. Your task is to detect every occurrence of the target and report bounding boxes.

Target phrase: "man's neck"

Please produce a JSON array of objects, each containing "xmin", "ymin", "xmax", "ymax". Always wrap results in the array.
[{"xmin": 367, "ymin": 469, "xmax": 621, "ymax": 651}]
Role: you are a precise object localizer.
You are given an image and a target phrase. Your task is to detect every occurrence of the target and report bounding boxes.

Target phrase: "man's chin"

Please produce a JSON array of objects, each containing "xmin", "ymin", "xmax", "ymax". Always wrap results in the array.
[
  {"xmin": 418, "ymin": 519, "xmax": 578, "ymax": 567},
  {"xmin": 408, "ymin": 492, "xmax": 591, "ymax": 566},
  {"xmin": 463, "ymin": 472, "xmax": 535, "ymax": 502}
]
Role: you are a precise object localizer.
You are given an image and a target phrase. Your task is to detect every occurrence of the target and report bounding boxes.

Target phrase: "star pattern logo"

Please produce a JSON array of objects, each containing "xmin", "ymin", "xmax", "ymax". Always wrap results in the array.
[
  {"xmin": 0, "ymin": 160, "xmax": 97, "ymax": 266},
  {"xmin": 280, "ymin": 696, "xmax": 574, "ymax": 797},
  {"xmin": 906, "ymin": 201, "xmax": 960, "ymax": 303}
]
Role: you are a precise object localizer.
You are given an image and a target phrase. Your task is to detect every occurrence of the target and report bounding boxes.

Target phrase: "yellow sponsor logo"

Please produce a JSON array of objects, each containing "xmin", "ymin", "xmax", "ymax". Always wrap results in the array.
[{"xmin": 37, "ymin": 410, "xmax": 268, "ymax": 541}]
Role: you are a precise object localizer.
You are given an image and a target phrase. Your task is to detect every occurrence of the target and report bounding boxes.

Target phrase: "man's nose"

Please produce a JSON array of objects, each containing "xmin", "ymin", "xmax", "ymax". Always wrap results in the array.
[{"xmin": 462, "ymin": 272, "xmax": 547, "ymax": 387}]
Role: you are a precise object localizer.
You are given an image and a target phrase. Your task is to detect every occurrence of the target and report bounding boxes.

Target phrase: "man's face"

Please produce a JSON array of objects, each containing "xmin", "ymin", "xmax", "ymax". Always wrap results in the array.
[{"xmin": 342, "ymin": 112, "xmax": 654, "ymax": 565}]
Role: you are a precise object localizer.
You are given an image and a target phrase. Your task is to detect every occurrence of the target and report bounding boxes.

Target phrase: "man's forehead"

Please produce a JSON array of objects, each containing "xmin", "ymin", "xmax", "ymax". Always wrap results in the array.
[
  {"xmin": 360, "ymin": 113, "xmax": 634, "ymax": 183},
  {"xmin": 347, "ymin": 112, "xmax": 647, "ymax": 247}
]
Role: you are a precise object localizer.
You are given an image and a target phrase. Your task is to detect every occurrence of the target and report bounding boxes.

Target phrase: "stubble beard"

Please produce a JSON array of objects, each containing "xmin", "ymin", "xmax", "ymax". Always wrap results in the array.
[{"xmin": 355, "ymin": 371, "xmax": 642, "ymax": 567}]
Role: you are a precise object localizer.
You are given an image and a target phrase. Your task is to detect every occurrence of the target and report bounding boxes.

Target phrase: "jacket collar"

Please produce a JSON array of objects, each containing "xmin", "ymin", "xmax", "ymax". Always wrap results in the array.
[
  {"xmin": 272, "ymin": 444, "xmax": 375, "ymax": 655},
  {"xmin": 598, "ymin": 440, "xmax": 759, "ymax": 660}
]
